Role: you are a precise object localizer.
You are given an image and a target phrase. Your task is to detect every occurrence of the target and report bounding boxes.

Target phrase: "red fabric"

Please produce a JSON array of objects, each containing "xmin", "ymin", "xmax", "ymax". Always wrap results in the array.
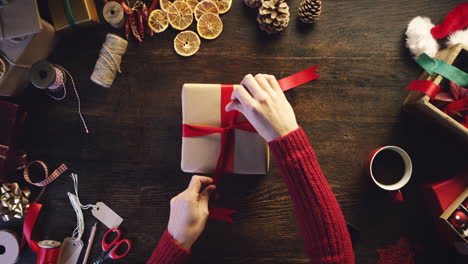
[
  {"xmin": 146, "ymin": 230, "xmax": 190, "ymax": 264},
  {"xmin": 0, "ymin": 100, "xmax": 26, "ymax": 181},
  {"xmin": 431, "ymin": 3, "xmax": 468, "ymax": 39},
  {"xmin": 377, "ymin": 238, "xmax": 415, "ymax": 264},
  {"xmin": 147, "ymin": 127, "xmax": 354, "ymax": 263}
]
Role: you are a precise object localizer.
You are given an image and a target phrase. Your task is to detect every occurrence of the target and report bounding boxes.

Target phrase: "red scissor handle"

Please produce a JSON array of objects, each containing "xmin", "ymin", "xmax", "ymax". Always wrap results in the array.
[
  {"xmin": 102, "ymin": 228, "xmax": 122, "ymax": 252},
  {"xmin": 101, "ymin": 228, "xmax": 131, "ymax": 259},
  {"xmin": 108, "ymin": 239, "xmax": 131, "ymax": 259}
]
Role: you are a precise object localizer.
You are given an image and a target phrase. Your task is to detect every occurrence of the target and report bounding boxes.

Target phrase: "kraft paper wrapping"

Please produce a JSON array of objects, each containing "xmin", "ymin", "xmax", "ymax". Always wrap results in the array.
[
  {"xmin": 49, "ymin": 0, "xmax": 99, "ymax": 31},
  {"xmin": 0, "ymin": 0, "xmax": 41, "ymax": 40},
  {"xmin": 0, "ymin": 20, "xmax": 55, "ymax": 96},
  {"xmin": 181, "ymin": 84, "xmax": 269, "ymax": 175}
]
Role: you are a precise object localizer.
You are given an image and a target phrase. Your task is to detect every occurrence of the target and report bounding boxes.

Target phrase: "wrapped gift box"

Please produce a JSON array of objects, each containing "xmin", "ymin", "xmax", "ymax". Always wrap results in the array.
[
  {"xmin": 0, "ymin": 100, "xmax": 26, "ymax": 182},
  {"xmin": 0, "ymin": 0, "xmax": 41, "ymax": 40},
  {"xmin": 0, "ymin": 19, "xmax": 55, "ymax": 96},
  {"xmin": 423, "ymin": 173, "xmax": 468, "ymax": 252},
  {"xmin": 182, "ymin": 84, "xmax": 269, "ymax": 175},
  {"xmin": 49, "ymin": 0, "xmax": 99, "ymax": 31},
  {"xmin": 440, "ymin": 188, "xmax": 468, "ymax": 243},
  {"xmin": 403, "ymin": 44, "xmax": 468, "ymax": 144}
]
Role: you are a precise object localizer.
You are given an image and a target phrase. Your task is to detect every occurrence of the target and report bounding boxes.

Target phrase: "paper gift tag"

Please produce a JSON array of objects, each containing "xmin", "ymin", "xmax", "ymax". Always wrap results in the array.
[
  {"xmin": 92, "ymin": 202, "xmax": 123, "ymax": 229},
  {"xmin": 58, "ymin": 237, "xmax": 83, "ymax": 264}
]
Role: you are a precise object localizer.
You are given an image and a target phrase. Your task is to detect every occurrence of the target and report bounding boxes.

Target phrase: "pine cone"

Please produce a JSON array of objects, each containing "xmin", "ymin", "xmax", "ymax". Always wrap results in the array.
[
  {"xmin": 244, "ymin": 0, "xmax": 261, "ymax": 8},
  {"xmin": 257, "ymin": 0, "xmax": 290, "ymax": 34},
  {"xmin": 298, "ymin": 0, "xmax": 322, "ymax": 24}
]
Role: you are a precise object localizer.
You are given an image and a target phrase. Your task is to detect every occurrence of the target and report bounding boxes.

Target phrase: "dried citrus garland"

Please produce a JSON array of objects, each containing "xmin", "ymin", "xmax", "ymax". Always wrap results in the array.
[{"xmin": 149, "ymin": 0, "xmax": 232, "ymax": 56}]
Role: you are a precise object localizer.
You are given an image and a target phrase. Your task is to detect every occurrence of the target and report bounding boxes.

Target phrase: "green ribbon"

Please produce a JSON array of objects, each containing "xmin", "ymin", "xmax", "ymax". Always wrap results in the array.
[
  {"xmin": 63, "ymin": 0, "xmax": 76, "ymax": 27},
  {"xmin": 415, "ymin": 53, "xmax": 468, "ymax": 88}
]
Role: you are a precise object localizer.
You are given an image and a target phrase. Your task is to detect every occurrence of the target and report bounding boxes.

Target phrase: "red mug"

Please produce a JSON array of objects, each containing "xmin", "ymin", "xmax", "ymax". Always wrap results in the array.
[{"xmin": 367, "ymin": 146, "xmax": 413, "ymax": 202}]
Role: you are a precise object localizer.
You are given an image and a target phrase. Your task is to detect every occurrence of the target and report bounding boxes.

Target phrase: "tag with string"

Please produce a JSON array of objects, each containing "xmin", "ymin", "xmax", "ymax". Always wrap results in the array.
[
  {"xmin": 58, "ymin": 174, "xmax": 123, "ymax": 264},
  {"xmin": 58, "ymin": 173, "xmax": 86, "ymax": 264}
]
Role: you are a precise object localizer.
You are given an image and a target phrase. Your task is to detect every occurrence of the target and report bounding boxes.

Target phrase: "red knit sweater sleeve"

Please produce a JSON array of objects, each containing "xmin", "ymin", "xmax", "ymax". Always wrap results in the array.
[
  {"xmin": 146, "ymin": 230, "xmax": 190, "ymax": 264},
  {"xmin": 268, "ymin": 127, "xmax": 355, "ymax": 264}
]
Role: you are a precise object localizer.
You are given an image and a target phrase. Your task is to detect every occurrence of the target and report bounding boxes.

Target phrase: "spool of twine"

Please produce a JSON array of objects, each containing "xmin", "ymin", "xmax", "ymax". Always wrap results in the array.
[
  {"xmin": 30, "ymin": 60, "xmax": 65, "ymax": 93},
  {"xmin": 29, "ymin": 60, "xmax": 90, "ymax": 134},
  {"xmin": 103, "ymin": 1, "xmax": 125, "ymax": 29},
  {"xmin": 90, "ymin": 33, "xmax": 128, "ymax": 88}
]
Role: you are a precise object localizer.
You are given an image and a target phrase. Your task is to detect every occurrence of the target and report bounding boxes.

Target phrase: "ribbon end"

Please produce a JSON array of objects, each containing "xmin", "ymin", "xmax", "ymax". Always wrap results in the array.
[{"xmin": 209, "ymin": 207, "xmax": 236, "ymax": 223}]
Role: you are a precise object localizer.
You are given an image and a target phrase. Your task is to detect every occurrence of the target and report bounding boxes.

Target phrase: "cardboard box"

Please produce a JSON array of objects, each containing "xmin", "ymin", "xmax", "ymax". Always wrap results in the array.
[
  {"xmin": 0, "ymin": 0, "xmax": 41, "ymax": 40},
  {"xmin": 182, "ymin": 84, "xmax": 269, "ymax": 175},
  {"xmin": 403, "ymin": 44, "xmax": 468, "ymax": 144},
  {"xmin": 49, "ymin": 0, "xmax": 99, "ymax": 31},
  {"xmin": 440, "ymin": 188, "xmax": 468, "ymax": 243}
]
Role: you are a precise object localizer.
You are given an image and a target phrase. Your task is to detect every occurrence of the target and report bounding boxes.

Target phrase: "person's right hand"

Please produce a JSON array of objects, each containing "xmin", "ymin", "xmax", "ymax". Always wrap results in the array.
[
  {"xmin": 167, "ymin": 175, "xmax": 216, "ymax": 250},
  {"xmin": 225, "ymin": 74, "xmax": 299, "ymax": 142}
]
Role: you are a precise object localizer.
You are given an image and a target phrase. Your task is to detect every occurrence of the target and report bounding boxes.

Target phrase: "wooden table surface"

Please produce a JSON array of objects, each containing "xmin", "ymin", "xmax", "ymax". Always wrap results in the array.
[{"xmin": 2, "ymin": 0, "xmax": 468, "ymax": 263}]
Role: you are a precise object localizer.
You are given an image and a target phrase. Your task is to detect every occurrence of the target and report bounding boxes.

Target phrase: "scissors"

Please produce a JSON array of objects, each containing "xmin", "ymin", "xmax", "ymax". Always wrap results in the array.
[{"xmin": 93, "ymin": 228, "xmax": 131, "ymax": 264}]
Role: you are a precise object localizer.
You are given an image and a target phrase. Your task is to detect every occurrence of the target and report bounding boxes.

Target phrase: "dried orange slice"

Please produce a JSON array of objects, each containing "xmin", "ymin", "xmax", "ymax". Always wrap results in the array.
[
  {"xmin": 185, "ymin": 0, "xmax": 203, "ymax": 11},
  {"xmin": 148, "ymin": 9, "xmax": 169, "ymax": 33},
  {"xmin": 194, "ymin": 0, "xmax": 219, "ymax": 21},
  {"xmin": 167, "ymin": 1, "xmax": 194, "ymax": 30},
  {"xmin": 197, "ymin": 13, "xmax": 223, "ymax": 39},
  {"xmin": 212, "ymin": 0, "xmax": 231, "ymax": 14},
  {"xmin": 174, "ymin": 30, "xmax": 201, "ymax": 56},
  {"xmin": 160, "ymin": 0, "xmax": 177, "ymax": 12}
]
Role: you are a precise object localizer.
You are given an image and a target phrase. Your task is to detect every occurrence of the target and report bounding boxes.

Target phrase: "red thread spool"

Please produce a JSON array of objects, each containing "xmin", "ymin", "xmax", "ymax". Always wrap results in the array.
[
  {"xmin": 37, "ymin": 240, "xmax": 61, "ymax": 264},
  {"xmin": 449, "ymin": 210, "xmax": 468, "ymax": 229}
]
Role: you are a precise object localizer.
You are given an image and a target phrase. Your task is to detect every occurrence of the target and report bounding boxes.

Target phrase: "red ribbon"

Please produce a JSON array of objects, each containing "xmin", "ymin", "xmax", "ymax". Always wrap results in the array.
[
  {"xmin": 183, "ymin": 66, "xmax": 320, "ymax": 222},
  {"xmin": 406, "ymin": 80, "xmax": 441, "ymax": 98},
  {"xmin": 24, "ymin": 203, "xmax": 61, "ymax": 264},
  {"xmin": 406, "ymin": 80, "xmax": 468, "ymax": 127}
]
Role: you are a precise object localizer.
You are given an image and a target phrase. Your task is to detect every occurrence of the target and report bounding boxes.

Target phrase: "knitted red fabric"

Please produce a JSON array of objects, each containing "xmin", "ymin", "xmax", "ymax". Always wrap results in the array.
[
  {"xmin": 147, "ymin": 127, "xmax": 354, "ymax": 263},
  {"xmin": 147, "ymin": 230, "xmax": 190, "ymax": 264},
  {"xmin": 269, "ymin": 127, "xmax": 355, "ymax": 263}
]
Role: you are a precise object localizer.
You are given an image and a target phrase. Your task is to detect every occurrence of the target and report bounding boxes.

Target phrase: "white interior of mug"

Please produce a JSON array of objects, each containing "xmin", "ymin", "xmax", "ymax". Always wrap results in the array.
[{"xmin": 369, "ymin": 146, "xmax": 412, "ymax": 191}]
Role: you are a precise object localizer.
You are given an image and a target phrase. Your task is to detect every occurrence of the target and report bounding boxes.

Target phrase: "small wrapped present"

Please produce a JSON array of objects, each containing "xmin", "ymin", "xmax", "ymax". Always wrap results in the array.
[
  {"xmin": 0, "ymin": 100, "xmax": 26, "ymax": 181},
  {"xmin": 49, "ymin": 0, "xmax": 100, "ymax": 31},
  {"xmin": 0, "ymin": 0, "xmax": 41, "ymax": 40},
  {"xmin": 0, "ymin": 20, "xmax": 55, "ymax": 96},
  {"xmin": 181, "ymin": 84, "xmax": 269, "ymax": 176}
]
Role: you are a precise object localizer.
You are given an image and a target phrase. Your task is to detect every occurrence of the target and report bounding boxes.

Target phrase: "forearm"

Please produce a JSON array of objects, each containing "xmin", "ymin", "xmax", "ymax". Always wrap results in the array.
[
  {"xmin": 269, "ymin": 127, "xmax": 355, "ymax": 264},
  {"xmin": 147, "ymin": 230, "xmax": 191, "ymax": 264}
]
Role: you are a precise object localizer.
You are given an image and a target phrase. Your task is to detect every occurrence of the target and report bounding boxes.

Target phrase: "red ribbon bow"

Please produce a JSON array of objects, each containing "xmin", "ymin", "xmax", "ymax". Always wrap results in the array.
[{"xmin": 183, "ymin": 66, "xmax": 320, "ymax": 222}]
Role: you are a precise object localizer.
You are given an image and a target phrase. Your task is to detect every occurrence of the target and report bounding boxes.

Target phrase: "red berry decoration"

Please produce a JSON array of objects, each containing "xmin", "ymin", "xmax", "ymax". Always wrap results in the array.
[
  {"xmin": 449, "ymin": 210, "xmax": 468, "ymax": 229},
  {"xmin": 463, "ymin": 198, "xmax": 468, "ymax": 208}
]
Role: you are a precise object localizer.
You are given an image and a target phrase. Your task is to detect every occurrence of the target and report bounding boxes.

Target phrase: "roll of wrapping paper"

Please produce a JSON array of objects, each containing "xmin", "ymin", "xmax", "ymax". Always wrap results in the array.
[{"xmin": 0, "ymin": 230, "xmax": 20, "ymax": 264}]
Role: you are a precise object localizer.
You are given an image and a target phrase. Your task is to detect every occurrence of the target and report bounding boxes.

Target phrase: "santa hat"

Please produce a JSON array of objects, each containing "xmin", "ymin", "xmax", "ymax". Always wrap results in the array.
[{"xmin": 406, "ymin": 2, "xmax": 468, "ymax": 58}]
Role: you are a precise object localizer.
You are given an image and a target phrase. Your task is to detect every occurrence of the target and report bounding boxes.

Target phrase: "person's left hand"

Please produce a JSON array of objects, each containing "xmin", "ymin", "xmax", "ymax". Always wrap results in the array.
[{"xmin": 167, "ymin": 175, "xmax": 216, "ymax": 250}]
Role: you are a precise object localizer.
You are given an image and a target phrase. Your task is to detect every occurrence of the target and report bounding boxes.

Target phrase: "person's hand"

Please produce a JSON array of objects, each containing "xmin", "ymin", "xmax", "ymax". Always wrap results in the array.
[
  {"xmin": 225, "ymin": 74, "xmax": 298, "ymax": 142},
  {"xmin": 167, "ymin": 175, "xmax": 216, "ymax": 250}
]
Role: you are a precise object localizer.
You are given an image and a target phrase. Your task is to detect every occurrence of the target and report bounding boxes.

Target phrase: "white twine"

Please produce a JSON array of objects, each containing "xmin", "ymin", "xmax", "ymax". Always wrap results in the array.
[
  {"xmin": 67, "ymin": 173, "xmax": 97, "ymax": 241},
  {"xmin": 90, "ymin": 33, "xmax": 128, "ymax": 88},
  {"xmin": 50, "ymin": 65, "xmax": 89, "ymax": 134}
]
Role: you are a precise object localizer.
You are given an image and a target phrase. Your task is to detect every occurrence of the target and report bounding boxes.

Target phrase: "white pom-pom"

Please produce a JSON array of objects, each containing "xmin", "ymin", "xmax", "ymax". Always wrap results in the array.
[
  {"xmin": 447, "ymin": 29, "xmax": 468, "ymax": 46},
  {"xmin": 406, "ymin": 16, "xmax": 439, "ymax": 58}
]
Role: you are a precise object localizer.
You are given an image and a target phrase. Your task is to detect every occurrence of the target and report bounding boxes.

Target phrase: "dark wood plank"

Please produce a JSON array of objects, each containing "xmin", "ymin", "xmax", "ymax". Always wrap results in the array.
[{"xmin": 1, "ymin": 0, "xmax": 468, "ymax": 263}]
